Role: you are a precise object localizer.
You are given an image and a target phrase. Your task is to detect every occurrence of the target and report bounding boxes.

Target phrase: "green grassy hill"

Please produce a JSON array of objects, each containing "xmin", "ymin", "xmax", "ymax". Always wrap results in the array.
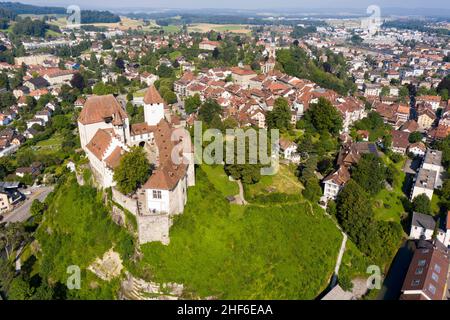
[{"xmin": 136, "ymin": 166, "xmax": 342, "ymax": 299}]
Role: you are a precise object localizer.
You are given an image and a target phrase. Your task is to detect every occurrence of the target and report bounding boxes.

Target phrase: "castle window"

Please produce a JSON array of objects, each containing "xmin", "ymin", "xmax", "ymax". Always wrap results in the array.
[{"xmin": 153, "ymin": 190, "xmax": 162, "ymax": 199}]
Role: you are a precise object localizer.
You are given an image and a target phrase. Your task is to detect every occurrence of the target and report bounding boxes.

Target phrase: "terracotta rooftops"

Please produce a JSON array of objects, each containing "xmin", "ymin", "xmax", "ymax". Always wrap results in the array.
[
  {"xmin": 143, "ymin": 120, "xmax": 188, "ymax": 191},
  {"xmin": 104, "ymin": 146, "xmax": 123, "ymax": 169},
  {"xmin": 231, "ymin": 67, "xmax": 257, "ymax": 76},
  {"xmin": 86, "ymin": 129, "xmax": 114, "ymax": 161},
  {"xmin": 78, "ymin": 95, "xmax": 128, "ymax": 126},
  {"xmin": 130, "ymin": 122, "xmax": 155, "ymax": 136},
  {"xmin": 324, "ymin": 166, "xmax": 350, "ymax": 186},
  {"xmin": 144, "ymin": 85, "xmax": 164, "ymax": 105}
]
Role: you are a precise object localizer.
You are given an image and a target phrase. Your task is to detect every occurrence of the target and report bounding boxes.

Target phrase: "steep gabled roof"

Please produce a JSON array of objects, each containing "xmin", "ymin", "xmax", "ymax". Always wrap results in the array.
[
  {"xmin": 78, "ymin": 95, "xmax": 128, "ymax": 126},
  {"xmin": 143, "ymin": 85, "xmax": 164, "ymax": 105},
  {"xmin": 86, "ymin": 129, "xmax": 113, "ymax": 160}
]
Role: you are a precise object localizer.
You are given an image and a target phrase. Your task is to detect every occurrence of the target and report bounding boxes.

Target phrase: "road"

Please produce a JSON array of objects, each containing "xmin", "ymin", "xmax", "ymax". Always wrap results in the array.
[{"xmin": 2, "ymin": 186, "xmax": 54, "ymax": 224}]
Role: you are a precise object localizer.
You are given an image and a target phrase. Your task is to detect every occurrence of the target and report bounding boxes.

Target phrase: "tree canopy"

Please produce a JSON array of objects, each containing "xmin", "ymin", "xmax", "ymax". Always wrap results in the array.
[
  {"xmin": 114, "ymin": 146, "xmax": 152, "ymax": 194},
  {"xmin": 304, "ymin": 97, "xmax": 343, "ymax": 134}
]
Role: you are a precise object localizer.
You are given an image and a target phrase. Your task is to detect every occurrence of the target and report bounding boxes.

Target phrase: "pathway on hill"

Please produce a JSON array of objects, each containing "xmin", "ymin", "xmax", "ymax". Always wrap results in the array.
[{"xmin": 235, "ymin": 180, "xmax": 248, "ymax": 205}]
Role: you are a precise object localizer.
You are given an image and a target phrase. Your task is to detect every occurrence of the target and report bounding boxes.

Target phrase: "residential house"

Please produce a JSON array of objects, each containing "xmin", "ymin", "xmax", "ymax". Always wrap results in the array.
[
  {"xmin": 409, "ymin": 212, "xmax": 450, "ymax": 248},
  {"xmin": 399, "ymin": 240, "xmax": 450, "ymax": 300},
  {"xmin": 391, "ymin": 130, "xmax": 410, "ymax": 154},
  {"xmin": 278, "ymin": 139, "xmax": 300, "ymax": 164},
  {"xmin": 323, "ymin": 166, "xmax": 351, "ymax": 200}
]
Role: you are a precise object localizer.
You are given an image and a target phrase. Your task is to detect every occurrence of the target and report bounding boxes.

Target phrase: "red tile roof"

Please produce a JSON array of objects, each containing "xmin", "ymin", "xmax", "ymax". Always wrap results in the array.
[
  {"xmin": 143, "ymin": 85, "xmax": 164, "ymax": 105},
  {"xmin": 78, "ymin": 95, "xmax": 128, "ymax": 126}
]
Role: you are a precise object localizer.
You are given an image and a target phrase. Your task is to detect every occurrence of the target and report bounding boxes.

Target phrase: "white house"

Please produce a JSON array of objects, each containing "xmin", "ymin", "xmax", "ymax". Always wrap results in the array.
[
  {"xmin": 410, "ymin": 212, "xmax": 450, "ymax": 248},
  {"xmin": 278, "ymin": 139, "xmax": 300, "ymax": 164},
  {"xmin": 323, "ymin": 166, "xmax": 350, "ymax": 200},
  {"xmin": 410, "ymin": 168, "xmax": 436, "ymax": 201}
]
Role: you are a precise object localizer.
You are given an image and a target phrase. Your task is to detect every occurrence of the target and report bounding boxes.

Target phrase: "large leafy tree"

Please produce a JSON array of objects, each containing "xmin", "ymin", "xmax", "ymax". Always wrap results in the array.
[
  {"xmin": 336, "ymin": 180, "xmax": 374, "ymax": 249},
  {"xmin": 352, "ymin": 153, "xmax": 386, "ymax": 196},
  {"xmin": 266, "ymin": 97, "xmax": 292, "ymax": 131},
  {"xmin": 198, "ymin": 99, "xmax": 222, "ymax": 126},
  {"xmin": 0, "ymin": 222, "xmax": 30, "ymax": 260},
  {"xmin": 304, "ymin": 97, "xmax": 343, "ymax": 134},
  {"xmin": 184, "ymin": 94, "xmax": 201, "ymax": 114},
  {"xmin": 412, "ymin": 194, "xmax": 432, "ymax": 215},
  {"xmin": 113, "ymin": 146, "xmax": 152, "ymax": 195}
]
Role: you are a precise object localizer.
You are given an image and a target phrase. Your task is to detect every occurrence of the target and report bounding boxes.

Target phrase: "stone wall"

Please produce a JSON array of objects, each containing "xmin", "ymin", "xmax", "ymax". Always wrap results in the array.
[
  {"xmin": 137, "ymin": 213, "xmax": 171, "ymax": 245},
  {"xmin": 112, "ymin": 188, "xmax": 138, "ymax": 215}
]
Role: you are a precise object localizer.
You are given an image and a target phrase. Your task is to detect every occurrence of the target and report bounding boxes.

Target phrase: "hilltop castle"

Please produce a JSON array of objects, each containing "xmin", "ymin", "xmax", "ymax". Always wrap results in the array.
[{"xmin": 77, "ymin": 85, "xmax": 195, "ymax": 245}]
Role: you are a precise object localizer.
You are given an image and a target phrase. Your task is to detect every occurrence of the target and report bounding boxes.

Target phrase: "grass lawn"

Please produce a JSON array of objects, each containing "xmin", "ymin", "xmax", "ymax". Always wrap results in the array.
[
  {"xmin": 245, "ymin": 164, "xmax": 303, "ymax": 199},
  {"xmin": 169, "ymin": 51, "xmax": 182, "ymax": 60},
  {"xmin": 161, "ymin": 25, "xmax": 182, "ymax": 33},
  {"xmin": 45, "ymin": 29, "xmax": 62, "ymax": 37},
  {"xmin": 201, "ymin": 164, "xmax": 238, "ymax": 197},
  {"xmin": 373, "ymin": 157, "xmax": 407, "ymax": 222},
  {"xmin": 35, "ymin": 133, "xmax": 64, "ymax": 151},
  {"xmin": 136, "ymin": 167, "xmax": 342, "ymax": 299}
]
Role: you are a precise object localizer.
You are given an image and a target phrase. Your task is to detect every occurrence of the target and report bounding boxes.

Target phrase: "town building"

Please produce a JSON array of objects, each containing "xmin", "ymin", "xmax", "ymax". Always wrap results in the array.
[{"xmin": 78, "ymin": 86, "xmax": 195, "ymax": 245}]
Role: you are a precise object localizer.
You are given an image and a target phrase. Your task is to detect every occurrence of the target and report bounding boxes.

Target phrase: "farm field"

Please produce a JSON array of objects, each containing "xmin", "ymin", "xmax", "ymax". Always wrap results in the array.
[{"xmin": 187, "ymin": 23, "xmax": 251, "ymax": 34}]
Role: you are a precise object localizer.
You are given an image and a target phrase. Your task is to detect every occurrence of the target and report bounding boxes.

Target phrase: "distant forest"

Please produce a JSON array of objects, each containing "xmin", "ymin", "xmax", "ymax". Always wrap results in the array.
[
  {"xmin": 0, "ymin": 2, "xmax": 120, "ymax": 24},
  {"xmin": 383, "ymin": 19, "xmax": 450, "ymax": 36},
  {"xmin": 127, "ymin": 12, "xmax": 327, "ymax": 28}
]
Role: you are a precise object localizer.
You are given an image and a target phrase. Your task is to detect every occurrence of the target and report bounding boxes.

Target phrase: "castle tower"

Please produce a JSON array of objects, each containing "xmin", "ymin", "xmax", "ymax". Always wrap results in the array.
[{"xmin": 143, "ymin": 85, "xmax": 165, "ymax": 126}]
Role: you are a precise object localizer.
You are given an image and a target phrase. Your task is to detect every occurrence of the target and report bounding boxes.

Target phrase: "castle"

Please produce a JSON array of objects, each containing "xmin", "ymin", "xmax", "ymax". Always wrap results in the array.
[{"xmin": 77, "ymin": 85, "xmax": 195, "ymax": 245}]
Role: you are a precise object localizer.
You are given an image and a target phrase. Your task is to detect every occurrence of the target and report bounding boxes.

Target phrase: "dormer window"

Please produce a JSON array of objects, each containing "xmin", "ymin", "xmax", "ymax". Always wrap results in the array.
[{"xmin": 104, "ymin": 116, "xmax": 113, "ymax": 124}]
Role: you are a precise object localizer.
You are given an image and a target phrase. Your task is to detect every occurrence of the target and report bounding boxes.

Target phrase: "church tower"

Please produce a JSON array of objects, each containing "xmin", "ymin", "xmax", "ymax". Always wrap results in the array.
[{"xmin": 143, "ymin": 85, "xmax": 165, "ymax": 126}]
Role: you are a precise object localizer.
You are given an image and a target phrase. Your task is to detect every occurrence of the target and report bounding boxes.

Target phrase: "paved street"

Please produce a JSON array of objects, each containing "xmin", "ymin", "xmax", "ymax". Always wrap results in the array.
[{"xmin": 2, "ymin": 186, "xmax": 54, "ymax": 224}]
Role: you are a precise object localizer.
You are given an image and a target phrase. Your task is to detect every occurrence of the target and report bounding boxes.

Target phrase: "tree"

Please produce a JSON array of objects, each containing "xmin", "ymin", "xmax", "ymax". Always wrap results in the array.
[
  {"xmin": 184, "ymin": 94, "xmax": 201, "ymax": 114},
  {"xmin": 198, "ymin": 99, "xmax": 222, "ymax": 126},
  {"xmin": 352, "ymin": 153, "xmax": 386, "ymax": 195},
  {"xmin": 380, "ymin": 86, "xmax": 390, "ymax": 97},
  {"xmin": 0, "ymin": 222, "xmax": 30, "ymax": 260},
  {"xmin": 350, "ymin": 34, "xmax": 363, "ymax": 45},
  {"xmin": 212, "ymin": 47, "xmax": 220, "ymax": 59},
  {"xmin": 304, "ymin": 97, "xmax": 343, "ymax": 134},
  {"xmin": 7, "ymin": 276, "xmax": 34, "ymax": 300},
  {"xmin": 102, "ymin": 39, "xmax": 113, "ymax": 50},
  {"xmin": 399, "ymin": 86, "xmax": 409, "ymax": 102},
  {"xmin": 266, "ymin": 97, "xmax": 292, "ymax": 131},
  {"xmin": 408, "ymin": 131, "xmax": 423, "ymax": 143},
  {"xmin": 157, "ymin": 64, "xmax": 174, "ymax": 78},
  {"xmin": 302, "ymin": 177, "xmax": 322, "ymax": 202},
  {"xmin": 30, "ymin": 199, "xmax": 46, "ymax": 217},
  {"xmin": 412, "ymin": 194, "xmax": 432, "ymax": 215},
  {"xmin": 70, "ymin": 72, "xmax": 85, "ymax": 91},
  {"xmin": 336, "ymin": 180, "xmax": 374, "ymax": 250},
  {"xmin": 113, "ymin": 146, "xmax": 152, "ymax": 195},
  {"xmin": 163, "ymin": 90, "xmax": 177, "ymax": 104},
  {"xmin": 115, "ymin": 58, "xmax": 125, "ymax": 71}
]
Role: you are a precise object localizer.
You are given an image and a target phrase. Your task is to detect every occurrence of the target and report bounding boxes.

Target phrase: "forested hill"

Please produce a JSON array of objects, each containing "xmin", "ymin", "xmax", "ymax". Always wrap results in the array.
[
  {"xmin": 0, "ymin": 2, "xmax": 121, "ymax": 23},
  {"xmin": 0, "ymin": 2, "xmax": 66, "ymax": 15}
]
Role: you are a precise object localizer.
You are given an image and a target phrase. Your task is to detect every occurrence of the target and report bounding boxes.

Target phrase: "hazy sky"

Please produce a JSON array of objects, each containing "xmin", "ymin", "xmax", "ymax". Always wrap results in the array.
[{"xmin": 14, "ymin": 0, "xmax": 450, "ymax": 10}]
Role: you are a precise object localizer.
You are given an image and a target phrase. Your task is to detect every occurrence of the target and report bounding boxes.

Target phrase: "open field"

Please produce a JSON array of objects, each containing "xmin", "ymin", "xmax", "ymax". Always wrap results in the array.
[
  {"xmin": 187, "ymin": 23, "xmax": 251, "ymax": 34},
  {"xmin": 49, "ymin": 16, "xmax": 158, "ymax": 31}
]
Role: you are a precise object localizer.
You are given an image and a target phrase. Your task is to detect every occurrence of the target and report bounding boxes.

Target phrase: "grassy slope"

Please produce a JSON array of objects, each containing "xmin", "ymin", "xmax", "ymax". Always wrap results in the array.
[
  {"xmin": 35, "ymin": 175, "xmax": 133, "ymax": 299},
  {"xmin": 137, "ymin": 166, "xmax": 342, "ymax": 299},
  {"xmin": 245, "ymin": 164, "xmax": 303, "ymax": 199}
]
